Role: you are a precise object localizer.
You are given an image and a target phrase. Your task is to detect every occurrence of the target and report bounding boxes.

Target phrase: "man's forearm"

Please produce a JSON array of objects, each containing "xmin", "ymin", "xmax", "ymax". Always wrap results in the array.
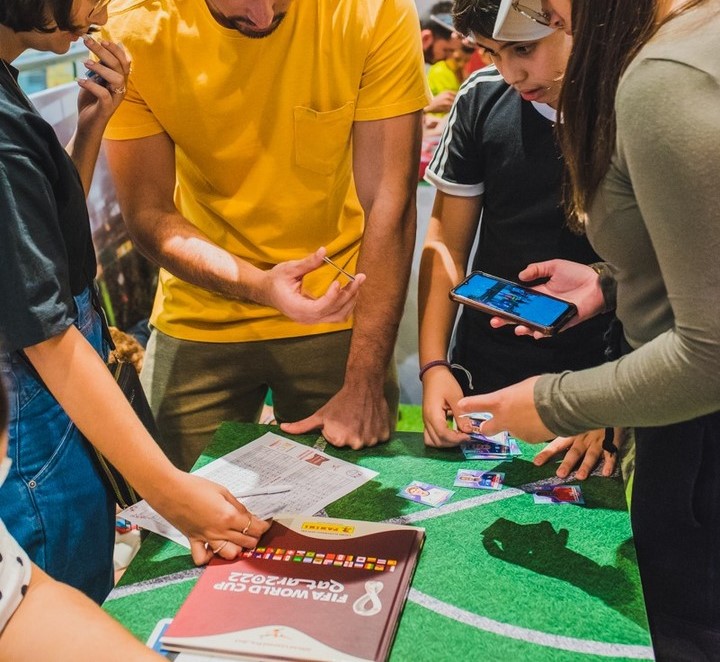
[
  {"xmin": 106, "ymin": 134, "xmax": 269, "ymax": 305},
  {"xmin": 127, "ymin": 208, "xmax": 269, "ymax": 304},
  {"xmin": 344, "ymin": 196, "xmax": 416, "ymax": 383},
  {"xmin": 345, "ymin": 111, "xmax": 422, "ymax": 385}
]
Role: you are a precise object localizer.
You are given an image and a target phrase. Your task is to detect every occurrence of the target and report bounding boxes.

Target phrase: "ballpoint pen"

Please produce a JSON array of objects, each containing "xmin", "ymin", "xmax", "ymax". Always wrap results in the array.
[
  {"xmin": 323, "ymin": 256, "xmax": 356, "ymax": 282},
  {"xmin": 232, "ymin": 484, "xmax": 293, "ymax": 499}
]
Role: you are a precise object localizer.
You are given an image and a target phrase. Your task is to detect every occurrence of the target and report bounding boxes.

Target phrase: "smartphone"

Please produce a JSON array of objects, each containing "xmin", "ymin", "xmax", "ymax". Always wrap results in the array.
[
  {"xmin": 84, "ymin": 68, "xmax": 109, "ymax": 88},
  {"xmin": 449, "ymin": 271, "xmax": 577, "ymax": 335}
]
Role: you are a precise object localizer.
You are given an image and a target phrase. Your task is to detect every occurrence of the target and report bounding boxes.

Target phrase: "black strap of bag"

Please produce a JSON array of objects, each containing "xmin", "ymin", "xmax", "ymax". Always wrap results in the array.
[
  {"xmin": 88, "ymin": 284, "xmax": 159, "ymax": 508},
  {"xmin": 17, "ymin": 284, "xmax": 154, "ymax": 508}
]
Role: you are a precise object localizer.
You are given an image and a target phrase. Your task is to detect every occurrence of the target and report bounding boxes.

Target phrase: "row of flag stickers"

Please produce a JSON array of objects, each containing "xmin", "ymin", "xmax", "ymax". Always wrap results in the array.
[{"xmin": 397, "ymin": 412, "xmax": 585, "ymax": 508}]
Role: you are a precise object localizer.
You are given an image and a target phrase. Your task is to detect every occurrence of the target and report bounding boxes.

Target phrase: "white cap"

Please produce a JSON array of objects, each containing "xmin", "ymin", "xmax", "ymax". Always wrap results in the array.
[
  {"xmin": 428, "ymin": 13, "xmax": 454, "ymax": 34},
  {"xmin": 492, "ymin": 0, "xmax": 556, "ymax": 41}
]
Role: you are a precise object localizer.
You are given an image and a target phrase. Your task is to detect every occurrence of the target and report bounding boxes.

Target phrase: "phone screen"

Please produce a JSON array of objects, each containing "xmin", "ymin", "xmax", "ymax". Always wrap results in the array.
[{"xmin": 451, "ymin": 272, "xmax": 576, "ymax": 333}]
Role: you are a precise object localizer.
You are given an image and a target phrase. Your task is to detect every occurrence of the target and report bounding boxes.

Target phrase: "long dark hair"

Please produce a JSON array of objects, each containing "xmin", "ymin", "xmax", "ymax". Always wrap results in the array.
[
  {"xmin": 0, "ymin": 0, "xmax": 78, "ymax": 34},
  {"xmin": 558, "ymin": 0, "xmax": 710, "ymax": 228}
]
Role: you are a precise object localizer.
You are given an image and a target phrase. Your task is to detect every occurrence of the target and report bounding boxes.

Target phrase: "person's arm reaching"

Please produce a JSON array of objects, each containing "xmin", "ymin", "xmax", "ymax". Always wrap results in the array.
[
  {"xmin": 281, "ymin": 111, "xmax": 423, "ymax": 448},
  {"xmin": 0, "ymin": 563, "xmax": 162, "ymax": 662},
  {"xmin": 104, "ymin": 133, "xmax": 363, "ymax": 324},
  {"xmin": 23, "ymin": 326, "xmax": 270, "ymax": 565},
  {"xmin": 418, "ymin": 191, "xmax": 481, "ymax": 447},
  {"xmin": 424, "ymin": 90, "xmax": 456, "ymax": 115}
]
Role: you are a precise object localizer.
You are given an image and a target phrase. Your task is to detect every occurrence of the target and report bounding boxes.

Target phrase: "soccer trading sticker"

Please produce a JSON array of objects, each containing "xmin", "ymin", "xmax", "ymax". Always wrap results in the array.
[
  {"xmin": 397, "ymin": 481, "xmax": 454, "ymax": 507},
  {"xmin": 454, "ymin": 469, "xmax": 504, "ymax": 490}
]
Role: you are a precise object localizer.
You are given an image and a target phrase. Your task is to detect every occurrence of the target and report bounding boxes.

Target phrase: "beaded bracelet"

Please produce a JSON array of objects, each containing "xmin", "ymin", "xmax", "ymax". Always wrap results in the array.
[{"xmin": 418, "ymin": 359, "xmax": 452, "ymax": 381}]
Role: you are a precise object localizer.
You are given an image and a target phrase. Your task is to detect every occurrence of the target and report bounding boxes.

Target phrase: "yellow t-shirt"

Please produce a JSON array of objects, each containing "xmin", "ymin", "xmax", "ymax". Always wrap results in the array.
[
  {"xmin": 427, "ymin": 59, "xmax": 462, "ymax": 97},
  {"xmin": 103, "ymin": 0, "xmax": 429, "ymax": 342}
]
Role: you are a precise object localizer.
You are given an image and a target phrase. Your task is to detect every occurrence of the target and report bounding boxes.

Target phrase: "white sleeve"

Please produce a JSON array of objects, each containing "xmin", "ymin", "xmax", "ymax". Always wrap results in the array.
[{"xmin": 0, "ymin": 519, "xmax": 32, "ymax": 633}]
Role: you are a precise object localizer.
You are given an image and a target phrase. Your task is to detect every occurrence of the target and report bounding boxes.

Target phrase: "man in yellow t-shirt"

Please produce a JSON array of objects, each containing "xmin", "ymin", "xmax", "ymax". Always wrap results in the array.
[{"xmin": 102, "ymin": 0, "xmax": 429, "ymax": 470}]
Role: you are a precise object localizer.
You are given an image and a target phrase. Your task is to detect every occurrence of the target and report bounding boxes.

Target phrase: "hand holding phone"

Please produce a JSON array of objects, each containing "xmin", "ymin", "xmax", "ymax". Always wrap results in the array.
[
  {"xmin": 450, "ymin": 271, "xmax": 577, "ymax": 335},
  {"xmin": 84, "ymin": 68, "xmax": 110, "ymax": 88}
]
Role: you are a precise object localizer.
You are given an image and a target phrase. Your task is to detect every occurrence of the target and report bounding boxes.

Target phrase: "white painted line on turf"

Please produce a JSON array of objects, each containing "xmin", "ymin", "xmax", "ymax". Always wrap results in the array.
[
  {"xmin": 106, "ymin": 567, "xmax": 203, "ymax": 601},
  {"xmin": 409, "ymin": 589, "xmax": 655, "ymax": 659},
  {"xmin": 386, "ymin": 487, "xmax": 526, "ymax": 524}
]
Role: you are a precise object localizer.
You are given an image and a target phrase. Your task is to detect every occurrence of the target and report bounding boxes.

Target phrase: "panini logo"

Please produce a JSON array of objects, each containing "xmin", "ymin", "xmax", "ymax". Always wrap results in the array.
[{"xmin": 301, "ymin": 521, "xmax": 355, "ymax": 535}]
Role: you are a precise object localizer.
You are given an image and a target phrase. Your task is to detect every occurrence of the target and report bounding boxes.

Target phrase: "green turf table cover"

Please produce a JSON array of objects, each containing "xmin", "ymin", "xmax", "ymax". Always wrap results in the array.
[{"xmin": 104, "ymin": 416, "xmax": 654, "ymax": 661}]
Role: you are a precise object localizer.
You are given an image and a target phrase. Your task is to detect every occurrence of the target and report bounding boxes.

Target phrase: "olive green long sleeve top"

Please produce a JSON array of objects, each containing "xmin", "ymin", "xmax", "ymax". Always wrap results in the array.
[{"xmin": 535, "ymin": 3, "xmax": 720, "ymax": 435}]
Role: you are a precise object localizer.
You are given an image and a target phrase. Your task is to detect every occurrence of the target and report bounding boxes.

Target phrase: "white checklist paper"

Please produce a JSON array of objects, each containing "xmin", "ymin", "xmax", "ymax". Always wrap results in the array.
[{"xmin": 119, "ymin": 432, "xmax": 378, "ymax": 548}]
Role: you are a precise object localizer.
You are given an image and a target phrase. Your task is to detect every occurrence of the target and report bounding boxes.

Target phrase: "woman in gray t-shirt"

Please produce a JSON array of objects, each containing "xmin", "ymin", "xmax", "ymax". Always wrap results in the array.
[{"xmin": 457, "ymin": 0, "xmax": 720, "ymax": 655}]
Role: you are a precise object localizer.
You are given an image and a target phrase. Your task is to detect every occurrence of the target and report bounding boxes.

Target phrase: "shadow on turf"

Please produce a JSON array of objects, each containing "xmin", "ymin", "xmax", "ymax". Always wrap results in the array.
[{"xmin": 481, "ymin": 518, "xmax": 648, "ymax": 628}]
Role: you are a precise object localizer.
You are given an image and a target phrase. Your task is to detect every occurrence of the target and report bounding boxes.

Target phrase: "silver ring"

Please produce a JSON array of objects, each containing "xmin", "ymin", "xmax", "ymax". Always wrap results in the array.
[
  {"xmin": 211, "ymin": 540, "xmax": 228, "ymax": 554},
  {"xmin": 111, "ymin": 85, "xmax": 126, "ymax": 95},
  {"xmin": 242, "ymin": 515, "xmax": 252, "ymax": 535}
]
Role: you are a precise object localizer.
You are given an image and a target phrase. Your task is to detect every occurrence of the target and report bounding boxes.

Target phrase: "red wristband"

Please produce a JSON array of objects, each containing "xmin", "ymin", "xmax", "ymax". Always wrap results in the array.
[{"xmin": 418, "ymin": 360, "xmax": 452, "ymax": 381}]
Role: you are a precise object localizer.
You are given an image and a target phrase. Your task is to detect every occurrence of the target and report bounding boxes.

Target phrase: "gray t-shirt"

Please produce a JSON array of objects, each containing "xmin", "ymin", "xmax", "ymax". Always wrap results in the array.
[{"xmin": 535, "ymin": 3, "xmax": 720, "ymax": 435}]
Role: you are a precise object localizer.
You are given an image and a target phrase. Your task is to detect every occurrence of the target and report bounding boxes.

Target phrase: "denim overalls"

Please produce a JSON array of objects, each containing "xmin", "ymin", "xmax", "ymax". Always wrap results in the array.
[{"xmin": 0, "ymin": 287, "xmax": 115, "ymax": 604}]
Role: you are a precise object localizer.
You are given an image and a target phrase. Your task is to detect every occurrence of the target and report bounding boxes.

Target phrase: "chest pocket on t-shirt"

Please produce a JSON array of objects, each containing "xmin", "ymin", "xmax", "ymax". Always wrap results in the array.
[{"xmin": 293, "ymin": 102, "xmax": 355, "ymax": 176}]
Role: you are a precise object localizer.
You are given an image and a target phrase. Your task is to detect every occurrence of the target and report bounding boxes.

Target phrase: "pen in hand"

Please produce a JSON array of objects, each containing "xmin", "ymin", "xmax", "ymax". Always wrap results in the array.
[{"xmin": 323, "ymin": 256, "xmax": 356, "ymax": 282}]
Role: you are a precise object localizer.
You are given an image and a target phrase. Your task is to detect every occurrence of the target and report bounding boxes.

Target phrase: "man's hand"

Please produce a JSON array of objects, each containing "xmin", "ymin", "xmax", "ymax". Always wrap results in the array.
[
  {"xmin": 281, "ymin": 380, "xmax": 391, "ymax": 450},
  {"xmin": 533, "ymin": 428, "xmax": 622, "ymax": 479},
  {"xmin": 261, "ymin": 248, "xmax": 366, "ymax": 324}
]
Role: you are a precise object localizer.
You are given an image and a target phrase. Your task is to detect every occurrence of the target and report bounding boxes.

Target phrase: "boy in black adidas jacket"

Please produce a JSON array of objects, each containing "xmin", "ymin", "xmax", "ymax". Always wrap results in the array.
[{"xmin": 418, "ymin": 0, "xmax": 612, "ymax": 477}]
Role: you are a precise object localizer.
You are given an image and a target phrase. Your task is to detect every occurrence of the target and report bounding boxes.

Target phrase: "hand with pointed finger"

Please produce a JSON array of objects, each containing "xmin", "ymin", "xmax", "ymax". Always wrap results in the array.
[
  {"xmin": 533, "ymin": 428, "xmax": 620, "ymax": 480},
  {"xmin": 262, "ymin": 247, "xmax": 366, "ymax": 325}
]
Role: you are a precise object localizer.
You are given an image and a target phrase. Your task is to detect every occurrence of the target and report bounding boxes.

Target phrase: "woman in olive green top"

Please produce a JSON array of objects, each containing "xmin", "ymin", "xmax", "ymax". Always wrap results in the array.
[{"xmin": 458, "ymin": 0, "xmax": 720, "ymax": 656}]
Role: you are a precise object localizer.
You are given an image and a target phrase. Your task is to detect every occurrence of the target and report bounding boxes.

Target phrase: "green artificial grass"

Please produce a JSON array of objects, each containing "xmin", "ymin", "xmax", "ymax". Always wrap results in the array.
[
  {"xmin": 106, "ymin": 418, "xmax": 652, "ymax": 660},
  {"xmin": 397, "ymin": 403, "xmax": 424, "ymax": 432}
]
